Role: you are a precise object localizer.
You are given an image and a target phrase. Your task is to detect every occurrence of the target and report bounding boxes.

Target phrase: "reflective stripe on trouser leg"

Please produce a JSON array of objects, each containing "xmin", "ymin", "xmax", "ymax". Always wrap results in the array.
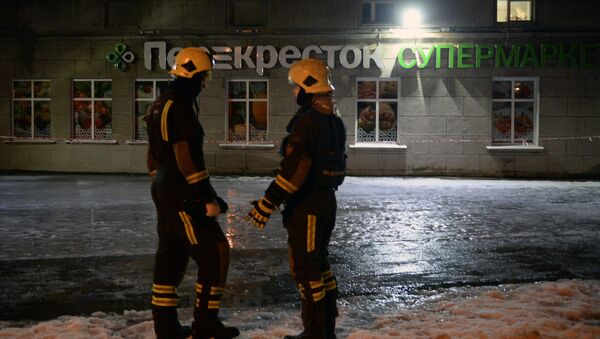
[
  {"xmin": 322, "ymin": 269, "xmax": 337, "ymax": 293},
  {"xmin": 178, "ymin": 211, "xmax": 198, "ymax": 245},
  {"xmin": 297, "ymin": 278, "xmax": 325, "ymax": 302},
  {"xmin": 151, "ymin": 283, "xmax": 179, "ymax": 307},
  {"xmin": 195, "ymin": 284, "xmax": 225, "ymax": 315},
  {"xmin": 307, "ymin": 214, "xmax": 316, "ymax": 253}
]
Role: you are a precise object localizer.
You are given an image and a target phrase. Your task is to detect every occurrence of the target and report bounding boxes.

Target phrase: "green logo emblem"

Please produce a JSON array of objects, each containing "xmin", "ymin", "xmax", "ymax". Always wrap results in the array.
[{"xmin": 106, "ymin": 43, "xmax": 135, "ymax": 71}]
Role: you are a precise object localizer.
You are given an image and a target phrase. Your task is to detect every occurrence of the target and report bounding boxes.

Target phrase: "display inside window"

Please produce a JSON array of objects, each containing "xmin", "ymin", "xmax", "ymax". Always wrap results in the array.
[
  {"xmin": 227, "ymin": 80, "xmax": 268, "ymax": 143},
  {"xmin": 492, "ymin": 78, "xmax": 536, "ymax": 144},
  {"xmin": 356, "ymin": 79, "xmax": 398, "ymax": 143},
  {"xmin": 73, "ymin": 80, "xmax": 112, "ymax": 140},
  {"xmin": 134, "ymin": 80, "xmax": 171, "ymax": 140},
  {"xmin": 12, "ymin": 80, "xmax": 51, "ymax": 138},
  {"xmin": 497, "ymin": 0, "xmax": 533, "ymax": 22}
]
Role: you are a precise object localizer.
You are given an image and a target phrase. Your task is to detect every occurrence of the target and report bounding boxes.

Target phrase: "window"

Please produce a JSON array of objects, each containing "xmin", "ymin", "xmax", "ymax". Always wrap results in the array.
[
  {"xmin": 492, "ymin": 77, "xmax": 538, "ymax": 145},
  {"xmin": 226, "ymin": 80, "xmax": 268, "ymax": 143},
  {"xmin": 361, "ymin": 0, "xmax": 397, "ymax": 25},
  {"xmin": 497, "ymin": 0, "xmax": 533, "ymax": 22},
  {"xmin": 356, "ymin": 78, "xmax": 399, "ymax": 143},
  {"xmin": 229, "ymin": 0, "xmax": 266, "ymax": 27},
  {"xmin": 12, "ymin": 80, "xmax": 51, "ymax": 138},
  {"xmin": 72, "ymin": 80, "xmax": 113, "ymax": 140},
  {"xmin": 134, "ymin": 79, "xmax": 171, "ymax": 140}
]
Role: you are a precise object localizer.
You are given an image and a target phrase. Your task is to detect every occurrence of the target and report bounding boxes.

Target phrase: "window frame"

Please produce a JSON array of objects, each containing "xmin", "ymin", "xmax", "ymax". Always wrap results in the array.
[
  {"xmin": 133, "ymin": 78, "xmax": 171, "ymax": 141},
  {"xmin": 496, "ymin": 0, "xmax": 535, "ymax": 24},
  {"xmin": 11, "ymin": 79, "xmax": 52, "ymax": 139},
  {"xmin": 491, "ymin": 76, "xmax": 540, "ymax": 146},
  {"xmin": 225, "ymin": 78, "xmax": 270, "ymax": 144},
  {"xmin": 227, "ymin": 0, "xmax": 267, "ymax": 28},
  {"xmin": 355, "ymin": 77, "xmax": 401, "ymax": 144},
  {"xmin": 72, "ymin": 79, "xmax": 113, "ymax": 140},
  {"xmin": 360, "ymin": 0, "xmax": 399, "ymax": 26}
]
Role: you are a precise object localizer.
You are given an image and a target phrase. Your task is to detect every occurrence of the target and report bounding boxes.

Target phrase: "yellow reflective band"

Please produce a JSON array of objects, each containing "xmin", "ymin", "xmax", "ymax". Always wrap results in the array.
[
  {"xmin": 257, "ymin": 198, "xmax": 274, "ymax": 213},
  {"xmin": 210, "ymin": 286, "xmax": 225, "ymax": 295},
  {"xmin": 161, "ymin": 99, "xmax": 173, "ymax": 142},
  {"xmin": 307, "ymin": 215, "xmax": 316, "ymax": 253},
  {"xmin": 195, "ymin": 298, "xmax": 200, "ymax": 308},
  {"xmin": 186, "ymin": 170, "xmax": 209, "ymax": 184},
  {"xmin": 152, "ymin": 284, "xmax": 176, "ymax": 294},
  {"xmin": 275, "ymin": 175, "xmax": 298, "ymax": 194},
  {"xmin": 324, "ymin": 280, "xmax": 337, "ymax": 291},
  {"xmin": 195, "ymin": 283, "xmax": 203, "ymax": 294},
  {"xmin": 179, "ymin": 211, "xmax": 198, "ymax": 245},
  {"xmin": 322, "ymin": 270, "xmax": 333, "ymax": 280},
  {"xmin": 152, "ymin": 296, "xmax": 178, "ymax": 307},
  {"xmin": 312, "ymin": 290, "xmax": 326, "ymax": 302},
  {"xmin": 149, "ymin": 170, "xmax": 157, "ymax": 177},
  {"xmin": 251, "ymin": 210, "xmax": 268, "ymax": 222},
  {"xmin": 309, "ymin": 280, "xmax": 324, "ymax": 290},
  {"xmin": 207, "ymin": 300, "xmax": 221, "ymax": 309}
]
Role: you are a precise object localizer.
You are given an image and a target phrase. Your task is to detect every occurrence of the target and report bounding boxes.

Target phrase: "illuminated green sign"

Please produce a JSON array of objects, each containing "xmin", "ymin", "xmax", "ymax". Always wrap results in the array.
[{"xmin": 397, "ymin": 43, "xmax": 600, "ymax": 69}]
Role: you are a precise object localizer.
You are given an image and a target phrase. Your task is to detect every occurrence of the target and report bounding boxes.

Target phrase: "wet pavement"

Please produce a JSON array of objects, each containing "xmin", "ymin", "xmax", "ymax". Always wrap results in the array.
[{"xmin": 1, "ymin": 174, "xmax": 599, "ymax": 321}]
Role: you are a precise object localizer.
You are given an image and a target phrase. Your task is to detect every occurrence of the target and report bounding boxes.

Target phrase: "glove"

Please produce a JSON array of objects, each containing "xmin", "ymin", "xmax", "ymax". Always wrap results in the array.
[{"xmin": 245, "ymin": 197, "xmax": 276, "ymax": 229}]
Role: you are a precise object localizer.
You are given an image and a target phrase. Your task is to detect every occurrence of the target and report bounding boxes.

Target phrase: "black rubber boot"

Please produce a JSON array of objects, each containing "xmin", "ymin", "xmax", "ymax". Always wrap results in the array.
[
  {"xmin": 153, "ymin": 307, "xmax": 192, "ymax": 339},
  {"xmin": 324, "ymin": 291, "xmax": 338, "ymax": 339},
  {"xmin": 284, "ymin": 300, "xmax": 325, "ymax": 339},
  {"xmin": 193, "ymin": 315, "xmax": 239, "ymax": 339}
]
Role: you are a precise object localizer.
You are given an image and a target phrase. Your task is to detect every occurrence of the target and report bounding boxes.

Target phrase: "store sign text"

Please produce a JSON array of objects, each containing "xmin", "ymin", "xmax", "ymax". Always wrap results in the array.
[
  {"xmin": 144, "ymin": 42, "xmax": 599, "ymax": 75},
  {"xmin": 144, "ymin": 42, "xmax": 383, "ymax": 76},
  {"xmin": 398, "ymin": 43, "xmax": 600, "ymax": 69}
]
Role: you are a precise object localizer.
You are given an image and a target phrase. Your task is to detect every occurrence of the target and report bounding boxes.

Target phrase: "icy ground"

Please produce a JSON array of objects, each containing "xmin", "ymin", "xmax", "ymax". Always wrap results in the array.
[{"xmin": 0, "ymin": 175, "xmax": 599, "ymax": 338}]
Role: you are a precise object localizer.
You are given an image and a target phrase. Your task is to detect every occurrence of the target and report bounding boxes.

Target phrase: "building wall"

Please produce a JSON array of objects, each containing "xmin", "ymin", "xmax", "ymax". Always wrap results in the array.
[{"xmin": 1, "ymin": 1, "xmax": 599, "ymax": 178}]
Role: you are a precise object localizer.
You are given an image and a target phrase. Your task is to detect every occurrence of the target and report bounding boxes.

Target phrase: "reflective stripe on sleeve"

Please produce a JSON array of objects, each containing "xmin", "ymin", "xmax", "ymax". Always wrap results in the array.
[
  {"xmin": 160, "ymin": 100, "xmax": 174, "ymax": 142},
  {"xmin": 275, "ymin": 175, "xmax": 298, "ymax": 194},
  {"xmin": 186, "ymin": 170, "xmax": 209, "ymax": 184}
]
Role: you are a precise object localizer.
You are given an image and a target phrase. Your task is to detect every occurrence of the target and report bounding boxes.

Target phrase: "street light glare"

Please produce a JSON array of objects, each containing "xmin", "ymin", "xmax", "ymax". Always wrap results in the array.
[{"xmin": 403, "ymin": 8, "xmax": 422, "ymax": 28}]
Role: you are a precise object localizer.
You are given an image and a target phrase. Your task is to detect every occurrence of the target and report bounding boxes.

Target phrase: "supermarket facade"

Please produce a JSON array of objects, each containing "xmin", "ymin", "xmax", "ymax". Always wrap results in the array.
[{"xmin": 1, "ymin": 0, "xmax": 599, "ymax": 178}]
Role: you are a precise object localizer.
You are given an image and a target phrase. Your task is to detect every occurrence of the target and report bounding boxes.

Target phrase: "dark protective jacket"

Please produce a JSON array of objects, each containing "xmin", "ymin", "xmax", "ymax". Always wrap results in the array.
[
  {"xmin": 264, "ymin": 94, "xmax": 346, "ymax": 215},
  {"xmin": 145, "ymin": 86, "xmax": 217, "ymax": 203}
]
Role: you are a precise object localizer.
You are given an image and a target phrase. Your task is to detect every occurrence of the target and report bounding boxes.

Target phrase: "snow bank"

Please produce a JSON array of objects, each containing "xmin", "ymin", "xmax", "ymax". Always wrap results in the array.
[{"xmin": 1, "ymin": 280, "xmax": 599, "ymax": 339}]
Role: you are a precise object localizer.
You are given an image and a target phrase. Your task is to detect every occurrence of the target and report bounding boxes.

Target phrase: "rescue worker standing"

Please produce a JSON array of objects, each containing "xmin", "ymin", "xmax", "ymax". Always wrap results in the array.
[
  {"xmin": 247, "ymin": 58, "xmax": 347, "ymax": 339},
  {"xmin": 145, "ymin": 47, "xmax": 239, "ymax": 339}
]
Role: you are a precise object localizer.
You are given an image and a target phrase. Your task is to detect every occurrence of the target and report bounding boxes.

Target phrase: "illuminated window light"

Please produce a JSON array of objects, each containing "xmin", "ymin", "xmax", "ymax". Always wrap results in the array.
[{"xmin": 402, "ymin": 8, "xmax": 422, "ymax": 28}]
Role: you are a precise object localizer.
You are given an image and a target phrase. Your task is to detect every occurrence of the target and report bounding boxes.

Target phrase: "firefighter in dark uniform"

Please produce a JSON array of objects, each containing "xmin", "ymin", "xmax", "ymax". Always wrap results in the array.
[
  {"xmin": 247, "ymin": 58, "xmax": 346, "ymax": 339},
  {"xmin": 145, "ymin": 47, "xmax": 239, "ymax": 339}
]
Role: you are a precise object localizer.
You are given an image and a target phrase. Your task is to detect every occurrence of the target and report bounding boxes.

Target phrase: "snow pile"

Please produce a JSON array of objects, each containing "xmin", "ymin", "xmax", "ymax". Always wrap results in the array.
[
  {"xmin": 347, "ymin": 279, "xmax": 600, "ymax": 339},
  {"xmin": 1, "ymin": 280, "xmax": 599, "ymax": 339}
]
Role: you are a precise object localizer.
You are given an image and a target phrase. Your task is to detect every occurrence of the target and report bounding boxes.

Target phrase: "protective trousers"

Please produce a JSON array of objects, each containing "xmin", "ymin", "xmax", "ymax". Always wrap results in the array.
[
  {"xmin": 151, "ymin": 183, "xmax": 231, "ymax": 339},
  {"xmin": 284, "ymin": 190, "xmax": 339, "ymax": 339}
]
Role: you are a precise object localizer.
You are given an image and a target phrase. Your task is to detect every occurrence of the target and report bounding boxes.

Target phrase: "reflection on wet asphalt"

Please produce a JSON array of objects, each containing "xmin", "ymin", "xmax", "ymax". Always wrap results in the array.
[{"xmin": 1, "ymin": 175, "xmax": 599, "ymax": 320}]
